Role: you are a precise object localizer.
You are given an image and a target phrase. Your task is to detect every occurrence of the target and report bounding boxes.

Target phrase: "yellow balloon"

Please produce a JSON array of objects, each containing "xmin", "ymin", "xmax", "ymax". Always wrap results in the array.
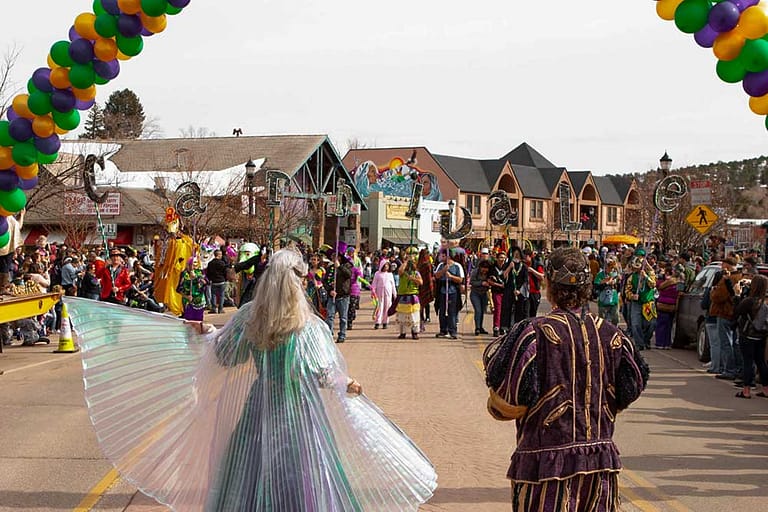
[
  {"xmin": 713, "ymin": 31, "xmax": 746, "ymax": 61},
  {"xmin": 72, "ymin": 85, "xmax": 97, "ymax": 101},
  {"xmin": 116, "ymin": 50, "xmax": 132, "ymax": 61},
  {"xmin": 50, "ymin": 67, "xmax": 71, "ymax": 89},
  {"xmin": 0, "ymin": 147, "xmax": 14, "ymax": 169},
  {"xmin": 140, "ymin": 13, "xmax": 167, "ymax": 34},
  {"xmin": 749, "ymin": 93, "xmax": 768, "ymax": 114},
  {"xmin": 657, "ymin": 0, "xmax": 684, "ymax": 21},
  {"xmin": 738, "ymin": 5, "xmax": 768, "ymax": 40},
  {"xmin": 94, "ymin": 38, "xmax": 118, "ymax": 61},
  {"xmin": 54, "ymin": 125, "xmax": 69, "ymax": 135},
  {"xmin": 47, "ymin": 54, "xmax": 60, "ymax": 70},
  {"xmin": 12, "ymin": 94, "xmax": 35, "ymax": 119},
  {"xmin": 117, "ymin": 0, "xmax": 142, "ymax": 15},
  {"xmin": 74, "ymin": 13, "xmax": 99, "ymax": 40},
  {"xmin": 32, "ymin": 115, "xmax": 56, "ymax": 138},
  {"xmin": 15, "ymin": 163, "xmax": 39, "ymax": 180}
]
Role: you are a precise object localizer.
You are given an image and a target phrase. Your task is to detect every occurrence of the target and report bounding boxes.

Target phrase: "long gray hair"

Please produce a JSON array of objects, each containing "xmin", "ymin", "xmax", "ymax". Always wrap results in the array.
[{"xmin": 246, "ymin": 248, "xmax": 311, "ymax": 349}]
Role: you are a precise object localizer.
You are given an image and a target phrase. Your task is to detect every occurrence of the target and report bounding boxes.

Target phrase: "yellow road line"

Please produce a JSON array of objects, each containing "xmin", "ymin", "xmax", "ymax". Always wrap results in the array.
[
  {"xmin": 73, "ymin": 468, "xmax": 120, "ymax": 512},
  {"xmin": 622, "ymin": 468, "xmax": 691, "ymax": 512},
  {"xmin": 620, "ymin": 484, "xmax": 659, "ymax": 512}
]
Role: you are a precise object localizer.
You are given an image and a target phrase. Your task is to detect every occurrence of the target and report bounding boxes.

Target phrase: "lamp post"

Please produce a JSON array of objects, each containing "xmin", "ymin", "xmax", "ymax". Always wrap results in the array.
[
  {"xmin": 589, "ymin": 206, "xmax": 595, "ymax": 243},
  {"xmin": 659, "ymin": 151, "xmax": 672, "ymax": 253},
  {"xmin": 245, "ymin": 159, "xmax": 256, "ymax": 242},
  {"xmin": 448, "ymin": 199, "xmax": 455, "ymax": 232}
]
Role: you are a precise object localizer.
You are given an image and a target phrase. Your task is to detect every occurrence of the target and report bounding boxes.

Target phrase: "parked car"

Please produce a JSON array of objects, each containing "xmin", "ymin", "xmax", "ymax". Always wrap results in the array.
[{"xmin": 672, "ymin": 262, "xmax": 768, "ymax": 362}]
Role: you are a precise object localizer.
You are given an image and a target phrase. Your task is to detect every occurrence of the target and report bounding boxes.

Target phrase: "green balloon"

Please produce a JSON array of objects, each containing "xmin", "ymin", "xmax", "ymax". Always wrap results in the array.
[
  {"xmin": 142, "ymin": 0, "xmax": 168, "ymax": 17},
  {"xmin": 94, "ymin": 75, "xmax": 110, "ymax": 86},
  {"xmin": 52, "ymin": 109, "xmax": 81, "ymax": 131},
  {"xmin": 674, "ymin": 0, "xmax": 712, "ymax": 34},
  {"xmin": 166, "ymin": 4, "xmax": 183, "ymax": 15},
  {"xmin": 0, "ymin": 231, "xmax": 10, "ymax": 248},
  {"xmin": 0, "ymin": 121, "xmax": 14, "ymax": 147},
  {"xmin": 93, "ymin": 0, "xmax": 106, "ymax": 16},
  {"xmin": 0, "ymin": 188, "xmax": 27, "ymax": 214},
  {"xmin": 716, "ymin": 59, "xmax": 747, "ymax": 83},
  {"xmin": 116, "ymin": 35, "xmax": 144, "ymax": 57},
  {"xmin": 69, "ymin": 63, "xmax": 96, "ymax": 89},
  {"xmin": 95, "ymin": 14, "xmax": 118, "ymax": 39},
  {"xmin": 50, "ymin": 40, "xmax": 74, "ymax": 68},
  {"xmin": 27, "ymin": 90, "xmax": 53, "ymax": 116},
  {"xmin": 37, "ymin": 151, "xmax": 59, "ymax": 165},
  {"xmin": 741, "ymin": 39, "xmax": 768, "ymax": 73},
  {"xmin": 27, "ymin": 79, "xmax": 39, "ymax": 95},
  {"xmin": 12, "ymin": 142, "xmax": 38, "ymax": 167}
]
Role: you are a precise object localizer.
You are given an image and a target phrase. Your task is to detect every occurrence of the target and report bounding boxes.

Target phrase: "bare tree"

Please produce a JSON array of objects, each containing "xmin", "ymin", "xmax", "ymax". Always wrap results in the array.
[
  {"xmin": 141, "ymin": 114, "xmax": 165, "ymax": 139},
  {"xmin": 0, "ymin": 44, "xmax": 21, "ymax": 119},
  {"xmin": 179, "ymin": 126, "xmax": 216, "ymax": 138}
]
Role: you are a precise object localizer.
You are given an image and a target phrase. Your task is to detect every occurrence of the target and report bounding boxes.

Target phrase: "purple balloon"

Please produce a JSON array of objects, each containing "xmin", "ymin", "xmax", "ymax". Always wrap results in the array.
[
  {"xmin": 709, "ymin": 1, "xmax": 741, "ymax": 32},
  {"xmin": 51, "ymin": 89, "xmax": 77, "ymax": 113},
  {"xmin": 101, "ymin": 0, "xmax": 120, "ymax": 15},
  {"xmin": 69, "ymin": 38, "xmax": 95, "ymax": 65},
  {"xmin": 744, "ymin": 69, "xmax": 768, "ymax": 96},
  {"xmin": 31, "ymin": 68, "xmax": 53, "ymax": 94},
  {"xmin": 75, "ymin": 98, "xmax": 96, "ymax": 111},
  {"xmin": 9, "ymin": 118, "xmax": 33, "ymax": 142},
  {"xmin": 68, "ymin": 25, "xmax": 83, "ymax": 42},
  {"xmin": 118, "ymin": 14, "xmax": 143, "ymax": 38},
  {"xmin": 695, "ymin": 25, "xmax": 719, "ymax": 48},
  {"xmin": 734, "ymin": 0, "xmax": 760, "ymax": 11},
  {"xmin": 93, "ymin": 59, "xmax": 120, "ymax": 80},
  {"xmin": 19, "ymin": 176, "xmax": 39, "ymax": 191},
  {"xmin": 0, "ymin": 170, "xmax": 19, "ymax": 191},
  {"xmin": 34, "ymin": 134, "xmax": 61, "ymax": 155},
  {"xmin": 141, "ymin": 27, "xmax": 154, "ymax": 37},
  {"xmin": 6, "ymin": 108, "xmax": 18, "ymax": 121},
  {"xmin": 168, "ymin": 0, "xmax": 191, "ymax": 7},
  {"xmin": 0, "ymin": 215, "xmax": 8, "ymax": 234}
]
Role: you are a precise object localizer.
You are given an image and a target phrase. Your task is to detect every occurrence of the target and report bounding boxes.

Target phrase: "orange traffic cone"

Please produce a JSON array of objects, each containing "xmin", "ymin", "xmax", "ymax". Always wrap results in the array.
[{"xmin": 54, "ymin": 302, "xmax": 79, "ymax": 353}]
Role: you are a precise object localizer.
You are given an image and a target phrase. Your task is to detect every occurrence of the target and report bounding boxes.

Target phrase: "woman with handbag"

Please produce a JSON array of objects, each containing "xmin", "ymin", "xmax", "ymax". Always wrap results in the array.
[{"xmin": 654, "ymin": 261, "xmax": 680, "ymax": 350}]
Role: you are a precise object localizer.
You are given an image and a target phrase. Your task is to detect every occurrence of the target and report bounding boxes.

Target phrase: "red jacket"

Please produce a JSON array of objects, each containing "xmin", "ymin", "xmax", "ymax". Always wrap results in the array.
[{"xmin": 98, "ymin": 264, "xmax": 131, "ymax": 302}]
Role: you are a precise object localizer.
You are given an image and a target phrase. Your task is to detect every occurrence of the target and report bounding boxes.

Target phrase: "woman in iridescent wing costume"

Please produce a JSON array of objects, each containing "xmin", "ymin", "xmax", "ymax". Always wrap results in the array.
[
  {"xmin": 483, "ymin": 246, "xmax": 649, "ymax": 512},
  {"xmin": 66, "ymin": 248, "xmax": 436, "ymax": 512}
]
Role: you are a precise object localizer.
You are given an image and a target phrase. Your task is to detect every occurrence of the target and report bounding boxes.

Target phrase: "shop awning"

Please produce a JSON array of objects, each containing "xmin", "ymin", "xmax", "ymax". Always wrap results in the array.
[
  {"xmin": 22, "ymin": 228, "xmax": 66, "ymax": 246},
  {"xmin": 381, "ymin": 227, "xmax": 426, "ymax": 246},
  {"xmin": 602, "ymin": 234, "xmax": 640, "ymax": 246}
]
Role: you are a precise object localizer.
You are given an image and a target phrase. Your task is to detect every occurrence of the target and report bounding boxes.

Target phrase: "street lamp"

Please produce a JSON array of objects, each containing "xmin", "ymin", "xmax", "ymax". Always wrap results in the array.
[
  {"xmin": 659, "ymin": 151, "xmax": 672, "ymax": 252},
  {"xmin": 448, "ymin": 199, "xmax": 455, "ymax": 232},
  {"xmin": 589, "ymin": 206, "xmax": 595, "ymax": 242},
  {"xmin": 245, "ymin": 159, "xmax": 256, "ymax": 241}
]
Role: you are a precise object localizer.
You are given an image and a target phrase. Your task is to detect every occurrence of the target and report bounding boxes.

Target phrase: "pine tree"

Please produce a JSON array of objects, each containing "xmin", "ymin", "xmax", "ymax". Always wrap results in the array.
[
  {"xmin": 80, "ymin": 103, "xmax": 106, "ymax": 139},
  {"xmin": 103, "ymin": 88, "xmax": 146, "ymax": 139}
]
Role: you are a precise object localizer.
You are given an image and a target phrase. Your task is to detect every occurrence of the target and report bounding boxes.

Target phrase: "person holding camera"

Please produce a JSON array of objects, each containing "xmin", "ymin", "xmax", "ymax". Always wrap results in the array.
[{"xmin": 710, "ymin": 257, "xmax": 743, "ymax": 380}]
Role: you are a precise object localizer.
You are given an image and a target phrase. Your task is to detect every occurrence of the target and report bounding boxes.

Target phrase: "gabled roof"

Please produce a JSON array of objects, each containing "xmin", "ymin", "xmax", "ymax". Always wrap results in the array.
[
  {"xmin": 592, "ymin": 176, "xmax": 624, "ymax": 206},
  {"xmin": 509, "ymin": 165, "xmax": 551, "ymax": 199},
  {"xmin": 433, "ymin": 154, "xmax": 493, "ymax": 194},
  {"xmin": 480, "ymin": 160, "xmax": 507, "ymax": 190},
  {"xmin": 500, "ymin": 142, "xmax": 557, "ymax": 168},
  {"xmin": 567, "ymin": 171, "xmax": 591, "ymax": 195},
  {"xmin": 539, "ymin": 167, "xmax": 569, "ymax": 196},
  {"xmin": 110, "ymin": 135, "xmax": 329, "ymax": 176},
  {"xmin": 609, "ymin": 175, "xmax": 633, "ymax": 202}
]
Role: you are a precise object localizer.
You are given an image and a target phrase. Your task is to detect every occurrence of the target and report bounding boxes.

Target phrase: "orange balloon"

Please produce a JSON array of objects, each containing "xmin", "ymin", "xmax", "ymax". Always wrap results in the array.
[
  {"xmin": 0, "ymin": 147, "xmax": 14, "ymax": 169},
  {"xmin": 15, "ymin": 163, "xmax": 39, "ymax": 180},
  {"xmin": 656, "ymin": 0, "xmax": 684, "ymax": 21},
  {"xmin": 94, "ymin": 38, "xmax": 118, "ymax": 61},
  {"xmin": 713, "ymin": 31, "xmax": 746, "ymax": 61},
  {"xmin": 738, "ymin": 5, "xmax": 768, "ymax": 40},
  {"xmin": 50, "ymin": 67, "xmax": 72, "ymax": 89},
  {"xmin": 72, "ymin": 85, "xmax": 97, "ymax": 101},
  {"xmin": 140, "ymin": 13, "xmax": 168, "ymax": 34},
  {"xmin": 11, "ymin": 94, "xmax": 35, "ymax": 119},
  {"xmin": 117, "ymin": 0, "xmax": 142, "ymax": 15},
  {"xmin": 0, "ymin": 205, "xmax": 14, "ymax": 217},
  {"xmin": 74, "ymin": 13, "xmax": 99, "ymax": 40},
  {"xmin": 32, "ymin": 115, "xmax": 56, "ymax": 138},
  {"xmin": 54, "ymin": 125, "xmax": 69, "ymax": 135},
  {"xmin": 116, "ymin": 50, "xmax": 132, "ymax": 61}
]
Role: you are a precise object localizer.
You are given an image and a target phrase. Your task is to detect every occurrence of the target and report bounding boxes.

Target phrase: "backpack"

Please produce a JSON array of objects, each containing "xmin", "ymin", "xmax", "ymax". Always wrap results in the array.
[{"xmin": 750, "ymin": 302, "xmax": 768, "ymax": 337}]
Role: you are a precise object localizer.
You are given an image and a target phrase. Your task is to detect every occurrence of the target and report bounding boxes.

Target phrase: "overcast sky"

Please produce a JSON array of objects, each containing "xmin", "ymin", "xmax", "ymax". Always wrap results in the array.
[{"xmin": 3, "ymin": 1, "xmax": 766, "ymax": 175}]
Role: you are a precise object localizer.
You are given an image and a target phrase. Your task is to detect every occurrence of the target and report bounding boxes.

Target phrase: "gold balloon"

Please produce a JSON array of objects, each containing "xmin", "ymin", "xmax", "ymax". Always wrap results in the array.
[
  {"xmin": 0, "ymin": 147, "xmax": 14, "ymax": 169},
  {"xmin": 50, "ymin": 67, "xmax": 71, "ymax": 89},
  {"xmin": 94, "ymin": 38, "xmax": 118, "ymax": 61},
  {"xmin": 74, "ymin": 13, "xmax": 99, "ymax": 41},
  {"xmin": 12, "ymin": 94, "xmax": 35, "ymax": 119},
  {"xmin": 140, "ymin": 13, "xmax": 168, "ymax": 34},
  {"xmin": 15, "ymin": 163, "xmax": 39, "ymax": 180},
  {"xmin": 32, "ymin": 116, "xmax": 56, "ymax": 138},
  {"xmin": 713, "ymin": 31, "xmax": 746, "ymax": 61},
  {"xmin": 657, "ymin": 0, "xmax": 684, "ymax": 21},
  {"xmin": 117, "ymin": 0, "xmax": 142, "ymax": 15},
  {"xmin": 72, "ymin": 85, "xmax": 97, "ymax": 101},
  {"xmin": 738, "ymin": 5, "xmax": 768, "ymax": 40},
  {"xmin": 749, "ymin": 93, "xmax": 768, "ymax": 114}
]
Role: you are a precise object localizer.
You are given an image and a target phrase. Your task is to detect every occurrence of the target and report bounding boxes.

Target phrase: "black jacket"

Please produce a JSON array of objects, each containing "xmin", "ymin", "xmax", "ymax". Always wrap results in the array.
[{"xmin": 206, "ymin": 258, "xmax": 228, "ymax": 284}]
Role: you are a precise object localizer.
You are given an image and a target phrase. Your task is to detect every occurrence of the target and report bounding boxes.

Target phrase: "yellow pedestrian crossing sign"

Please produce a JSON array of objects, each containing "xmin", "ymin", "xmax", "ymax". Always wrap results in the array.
[{"xmin": 686, "ymin": 205, "xmax": 718, "ymax": 235}]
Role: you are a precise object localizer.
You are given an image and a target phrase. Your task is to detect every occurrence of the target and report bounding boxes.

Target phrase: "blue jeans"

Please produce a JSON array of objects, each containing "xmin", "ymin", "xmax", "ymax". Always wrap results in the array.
[
  {"xmin": 325, "ymin": 295, "xmax": 350, "ymax": 340},
  {"xmin": 716, "ymin": 317, "xmax": 737, "ymax": 377},
  {"xmin": 210, "ymin": 282, "xmax": 227, "ymax": 313},
  {"xmin": 470, "ymin": 291, "xmax": 487, "ymax": 331},
  {"xmin": 630, "ymin": 302, "xmax": 655, "ymax": 349},
  {"xmin": 705, "ymin": 320, "xmax": 721, "ymax": 373},
  {"xmin": 436, "ymin": 293, "xmax": 459, "ymax": 336}
]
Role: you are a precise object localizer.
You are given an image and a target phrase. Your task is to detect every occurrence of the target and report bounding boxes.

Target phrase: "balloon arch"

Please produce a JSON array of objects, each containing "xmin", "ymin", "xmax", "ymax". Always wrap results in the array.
[{"xmin": 0, "ymin": 0, "xmax": 767, "ymax": 244}]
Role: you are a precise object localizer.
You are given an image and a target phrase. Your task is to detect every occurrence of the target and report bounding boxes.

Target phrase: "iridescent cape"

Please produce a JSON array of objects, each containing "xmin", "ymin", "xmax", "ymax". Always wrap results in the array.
[{"xmin": 65, "ymin": 297, "xmax": 437, "ymax": 511}]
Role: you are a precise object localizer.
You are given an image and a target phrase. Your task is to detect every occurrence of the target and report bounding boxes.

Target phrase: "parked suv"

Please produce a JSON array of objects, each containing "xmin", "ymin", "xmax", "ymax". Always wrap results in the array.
[{"xmin": 673, "ymin": 262, "xmax": 768, "ymax": 361}]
